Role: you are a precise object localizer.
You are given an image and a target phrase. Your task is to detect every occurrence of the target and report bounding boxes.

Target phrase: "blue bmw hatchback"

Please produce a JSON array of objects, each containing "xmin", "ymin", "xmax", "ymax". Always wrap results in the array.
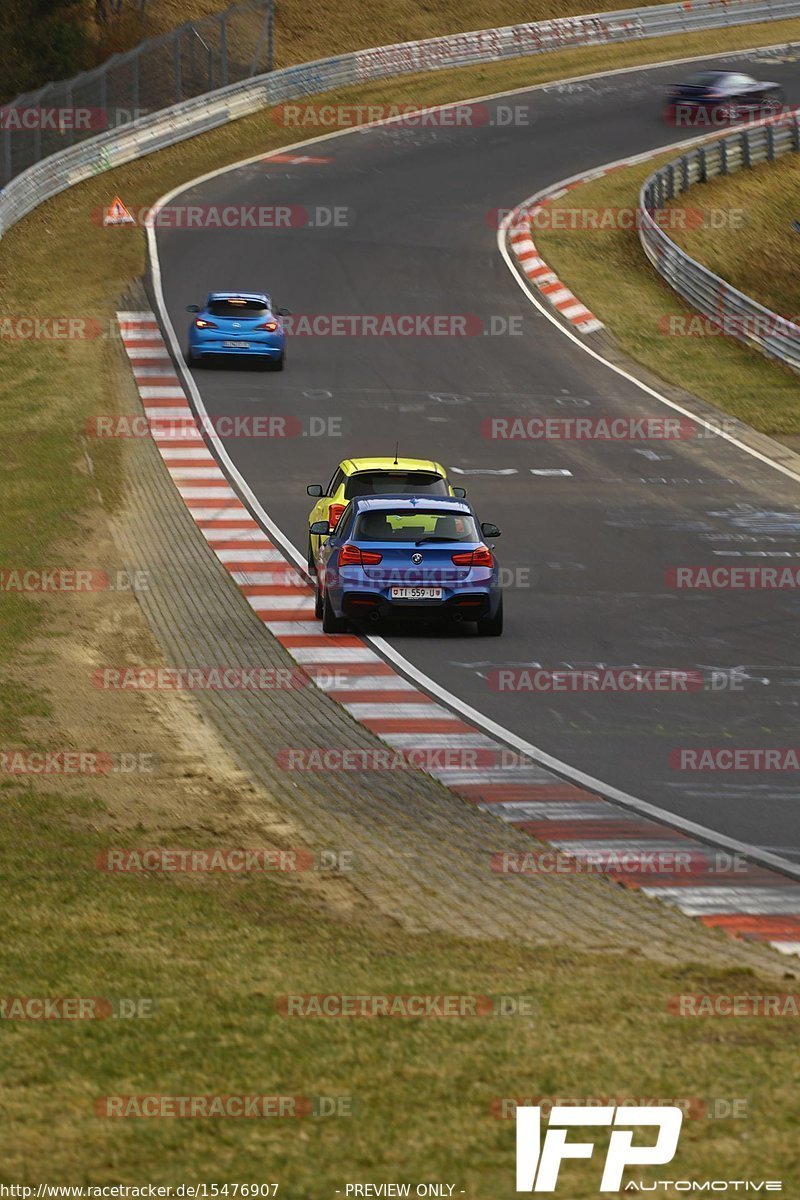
[
  {"xmin": 311, "ymin": 495, "xmax": 504, "ymax": 636},
  {"xmin": 185, "ymin": 291, "xmax": 289, "ymax": 369}
]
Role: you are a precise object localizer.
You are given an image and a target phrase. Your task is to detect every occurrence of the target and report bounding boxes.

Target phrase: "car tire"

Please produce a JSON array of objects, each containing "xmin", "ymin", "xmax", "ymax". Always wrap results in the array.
[
  {"xmin": 307, "ymin": 537, "xmax": 316, "ymax": 574},
  {"xmin": 271, "ymin": 352, "xmax": 285, "ymax": 372},
  {"xmin": 322, "ymin": 587, "xmax": 348, "ymax": 634},
  {"xmin": 314, "ymin": 569, "xmax": 324, "ymax": 619},
  {"xmin": 477, "ymin": 596, "xmax": 503, "ymax": 637},
  {"xmin": 186, "ymin": 347, "xmax": 201, "ymax": 367}
]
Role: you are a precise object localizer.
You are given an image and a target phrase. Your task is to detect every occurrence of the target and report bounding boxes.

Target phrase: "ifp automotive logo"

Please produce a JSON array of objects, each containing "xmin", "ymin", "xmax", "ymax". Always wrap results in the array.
[{"xmin": 515, "ymin": 1105, "xmax": 683, "ymax": 1191}]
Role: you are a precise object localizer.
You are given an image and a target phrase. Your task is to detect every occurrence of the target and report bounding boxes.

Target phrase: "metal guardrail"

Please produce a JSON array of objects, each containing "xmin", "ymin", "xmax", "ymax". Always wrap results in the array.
[
  {"xmin": 3, "ymin": 0, "xmax": 800, "ymax": 240},
  {"xmin": 0, "ymin": 0, "xmax": 274, "ymax": 189},
  {"xmin": 639, "ymin": 112, "xmax": 800, "ymax": 370}
]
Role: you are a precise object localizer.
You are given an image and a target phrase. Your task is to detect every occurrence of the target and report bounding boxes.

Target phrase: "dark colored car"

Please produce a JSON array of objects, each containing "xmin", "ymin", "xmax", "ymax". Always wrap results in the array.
[{"xmin": 664, "ymin": 70, "xmax": 784, "ymax": 126}]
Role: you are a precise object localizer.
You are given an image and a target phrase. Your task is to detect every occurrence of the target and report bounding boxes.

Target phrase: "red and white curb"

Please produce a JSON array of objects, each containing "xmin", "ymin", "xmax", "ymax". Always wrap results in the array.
[
  {"xmin": 508, "ymin": 189, "xmax": 603, "ymax": 335},
  {"xmin": 118, "ymin": 310, "xmax": 800, "ymax": 958}
]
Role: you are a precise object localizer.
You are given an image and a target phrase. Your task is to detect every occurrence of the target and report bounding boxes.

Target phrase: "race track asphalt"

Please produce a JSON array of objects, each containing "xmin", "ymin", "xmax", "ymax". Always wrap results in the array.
[{"xmin": 154, "ymin": 46, "xmax": 800, "ymax": 862}]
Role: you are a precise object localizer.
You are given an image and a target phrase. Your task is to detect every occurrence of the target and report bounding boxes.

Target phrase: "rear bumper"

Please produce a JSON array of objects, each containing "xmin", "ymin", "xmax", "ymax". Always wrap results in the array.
[
  {"xmin": 190, "ymin": 341, "xmax": 284, "ymax": 359},
  {"xmin": 341, "ymin": 591, "xmax": 496, "ymax": 622}
]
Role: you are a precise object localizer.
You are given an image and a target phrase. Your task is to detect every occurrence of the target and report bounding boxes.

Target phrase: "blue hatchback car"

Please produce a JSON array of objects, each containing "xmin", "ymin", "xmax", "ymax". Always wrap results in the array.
[
  {"xmin": 310, "ymin": 495, "xmax": 504, "ymax": 636},
  {"xmin": 185, "ymin": 291, "xmax": 289, "ymax": 369}
]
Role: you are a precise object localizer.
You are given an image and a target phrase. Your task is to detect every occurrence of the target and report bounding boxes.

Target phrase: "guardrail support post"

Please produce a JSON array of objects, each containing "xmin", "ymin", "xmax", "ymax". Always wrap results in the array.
[
  {"xmin": 766, "ymin": 123, "xmax": 775, "ymax": 161},
  {"xmin": 741, "ymin": 130, "xmax": 751, "ymax": 168},
  {"xmin": 681, "ymin": 154, "xmax": 689, "ymax": 191},
  {"xmin": 698, "ymin": 145, "xmax": 707, "ymax": 182},
  {"xmin": 720, "ymin": 138, "xmax": 728, "ymax": 175}
]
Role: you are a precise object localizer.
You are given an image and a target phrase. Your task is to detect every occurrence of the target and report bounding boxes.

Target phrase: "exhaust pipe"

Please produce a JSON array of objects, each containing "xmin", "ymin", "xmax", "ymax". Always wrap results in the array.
[{"xmin": 369, "ymin": 610, "xmax": 381, "ymax": 622}]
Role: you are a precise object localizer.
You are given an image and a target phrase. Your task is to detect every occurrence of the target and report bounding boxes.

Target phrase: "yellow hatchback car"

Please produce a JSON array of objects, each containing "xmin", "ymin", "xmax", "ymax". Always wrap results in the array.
[{"xmin": 306, "ymin": 456, "xmax": 466, "ymax": 567}]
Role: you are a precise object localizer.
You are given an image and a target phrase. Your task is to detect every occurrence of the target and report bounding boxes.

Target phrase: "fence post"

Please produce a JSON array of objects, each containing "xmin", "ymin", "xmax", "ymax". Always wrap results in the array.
[
  {"xmin": 220, "ymin": 13, "xmax": 229, "ymax": 86},
  {"xmin": 174, "ymin": 29, "xmax": 183, "ymax": 102},
  {"xmin": 64, "ymin": 81, "xmax": 74, "ymax": 147},
  {"xmin": 699, "ymin": 144, "xmax": 707, "ymax": 182},
  {"xmin": 132, "ymin": 50, "xmax": 140, "ymax": 117},
  {"xmin": 267, "ymin": 0, "xmax": 275, "ymax": 73},
  {"xmin": 741, "ymin": 129, "xmax": 751, "ymax": 168},
  {"xmin": 720, "ymin": 137, "xmax": 728, "ymax": 175}
]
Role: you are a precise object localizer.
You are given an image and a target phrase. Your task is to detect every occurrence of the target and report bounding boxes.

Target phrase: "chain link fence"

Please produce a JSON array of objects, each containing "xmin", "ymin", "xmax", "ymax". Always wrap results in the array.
[
  {"xmin": 3, "ymin": 0, "xmax": 800, "ymax": 238},
  {"xmin": 0, "ymin": 0, "xmax": 273, "ymax": 188},
  {"xmin": 639, "ymin": 111, "xmax": 800, "ymax": 371}
]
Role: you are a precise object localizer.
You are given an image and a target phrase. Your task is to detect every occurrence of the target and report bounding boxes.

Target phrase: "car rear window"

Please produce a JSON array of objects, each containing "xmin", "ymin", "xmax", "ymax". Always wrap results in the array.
[
  {"xmin": 207, "ymin": 299, "xmax": 269, "ymax": 317},
  {"xmin": 685, "ymin": 73, "xmax": 724, "ymax": 86},
  {"xmin": 354, "ymin": 511, "xmax": 479, "ymax": 542},
  {"xmin": 344, "ymin": 471, "xmax": 448, "ymax": 499}
]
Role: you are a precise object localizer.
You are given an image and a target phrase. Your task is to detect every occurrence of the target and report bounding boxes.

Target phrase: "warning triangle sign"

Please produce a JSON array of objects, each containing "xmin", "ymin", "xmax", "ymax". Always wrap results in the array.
[{"xmin": 103, "ymin": 196, "xmax": 136, "ymax": 226}]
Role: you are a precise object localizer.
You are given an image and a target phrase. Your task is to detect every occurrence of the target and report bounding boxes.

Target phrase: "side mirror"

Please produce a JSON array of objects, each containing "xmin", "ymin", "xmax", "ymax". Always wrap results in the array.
[
  {"xmin": 276, "ymin": 307, "xmax": 291, "ymax": 316},
  {"xmin": 307, "ymin": 484, "xmax": 324, "ymax": 497},
  {"xmin": 185, "ymin": 304, "xmax": 201, "ymax": 313},
  {"xmin": 310, "ymin": 520, "xmax": 330, "ymax": 536},
  {"xmin": 481, "ymin": 522, "xmax": 501, "ymax": 538},
  {"xmin": 452, "ymin": 486, "xmax": 467, "ymax": 498}
]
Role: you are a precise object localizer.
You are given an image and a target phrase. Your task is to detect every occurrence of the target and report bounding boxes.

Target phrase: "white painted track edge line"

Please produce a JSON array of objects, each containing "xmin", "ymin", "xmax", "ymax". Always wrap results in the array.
[{"xmin": 145, "ymin": 51, "xmax": 800, "ymax": 885}]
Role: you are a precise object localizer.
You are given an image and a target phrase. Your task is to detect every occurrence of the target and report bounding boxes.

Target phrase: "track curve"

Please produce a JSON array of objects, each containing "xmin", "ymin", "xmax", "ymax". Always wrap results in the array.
[{"xmin": 153, "ymin": 46, "xmax": 800, "ymax": 864}]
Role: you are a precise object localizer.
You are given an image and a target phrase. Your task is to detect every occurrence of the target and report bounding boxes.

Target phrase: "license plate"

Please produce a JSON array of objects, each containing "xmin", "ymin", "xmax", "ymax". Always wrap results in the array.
[
  {"xmin": 390, "ymin": 587, "xmax": 443, "ymax": 600},
  {"xmin": 223, "ymin": 340, "xmax": 249, "ymax": 349}
]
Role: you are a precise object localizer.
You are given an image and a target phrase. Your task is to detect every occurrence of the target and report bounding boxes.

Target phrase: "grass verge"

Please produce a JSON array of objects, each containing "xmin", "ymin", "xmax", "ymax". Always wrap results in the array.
[
  {"xmin": 3, "ymin": 23, "xmax": 800, "ymax": 1185},
  {"xmin": 2, "ymin": 788, "xmax": 799, "ymax": 1186},
  {"xmin": 664, "ymin": 150, "xmax": 800, "ymax": 317},
  {"xmin": 533, "ymin": 138, "xmax": 800, "ymax": 436}
]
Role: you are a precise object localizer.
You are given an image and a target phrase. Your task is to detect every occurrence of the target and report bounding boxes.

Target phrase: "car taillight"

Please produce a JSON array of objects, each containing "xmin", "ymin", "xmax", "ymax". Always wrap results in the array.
[
  {"xmin": 452, "ymin": 545, "xmax": 493, "ymax": 567},
  {"xmin": 255, "ymin": 320, "xmax": 279, "ymax": 331},
  {"xmin": 328, "ymin": 504, "xmax": 346, "ymax": 528},
  {"xmin": 194, "ymin": 318, "xmax": 217, "ymax": 329},
  {"xmin": 339, "ymin": 544, "xmax": 382, "ymax": 566}
]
